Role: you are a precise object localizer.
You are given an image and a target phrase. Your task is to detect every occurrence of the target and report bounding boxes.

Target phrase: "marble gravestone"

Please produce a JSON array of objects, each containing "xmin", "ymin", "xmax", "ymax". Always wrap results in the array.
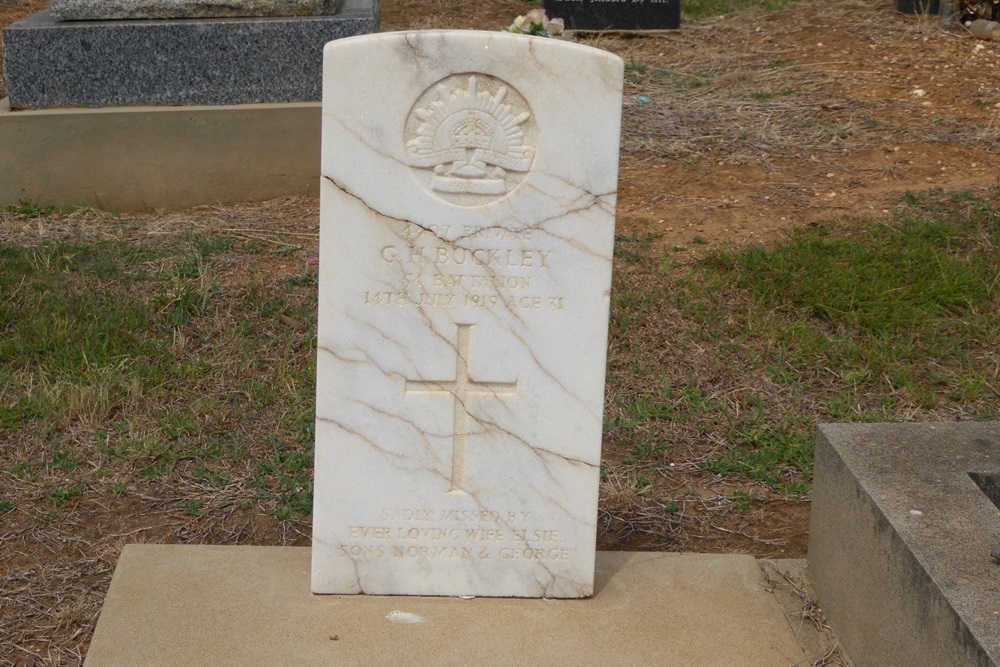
[{"xmin": 312, "ymin": 31, "xmax": 623, "ymax": 598}]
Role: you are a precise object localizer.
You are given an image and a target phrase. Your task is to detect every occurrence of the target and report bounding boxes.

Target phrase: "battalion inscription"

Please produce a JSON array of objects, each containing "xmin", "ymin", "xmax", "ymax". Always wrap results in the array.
[{"xmin": 363, "ymin": 221, "xmax": 566, "ymax": 313}]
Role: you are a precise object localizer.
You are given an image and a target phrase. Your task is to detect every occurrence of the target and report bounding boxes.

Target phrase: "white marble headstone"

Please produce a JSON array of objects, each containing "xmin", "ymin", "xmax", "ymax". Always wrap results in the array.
[{"xmin": 311, "ymin": 30, "xmax": 623, "ymax": 598}]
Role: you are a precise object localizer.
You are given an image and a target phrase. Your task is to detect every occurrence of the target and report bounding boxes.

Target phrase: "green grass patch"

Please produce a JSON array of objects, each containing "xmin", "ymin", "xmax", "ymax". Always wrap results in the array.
[
  {"xmin": 705, "ymin": 419, "xmax": 814, "ymax": 495},
  {"xmin": 683, "ymin": 0, "xmax": 801, "ymax": 21},
  {"xmin": 1, "ymin": 227, "xmax": 317, "ymax": 520},
  {"xmin": 608, "ymin": 190, "xmax": 999, "ymax": 496},
  {"xmin": 698, "ymin": 195, "xmax": 999, "ymax": 405}
]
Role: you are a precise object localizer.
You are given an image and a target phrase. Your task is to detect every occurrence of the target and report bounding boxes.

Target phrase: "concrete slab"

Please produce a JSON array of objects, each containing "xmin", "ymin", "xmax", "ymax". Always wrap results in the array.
[
  {"xmin": 809, "ymin": 422, "xmax": 1000, "ymax": 667},
  {"xmin": 83, "ymin": 545, "xmax": 808, "ymax": 666},
  {"xmin": 0, "ymin": 99, "xmax": 320, "ymax": 211}
]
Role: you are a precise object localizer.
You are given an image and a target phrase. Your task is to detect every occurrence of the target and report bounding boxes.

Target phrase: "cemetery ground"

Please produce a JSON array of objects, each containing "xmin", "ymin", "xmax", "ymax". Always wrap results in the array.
[{"xmin": 1, "ymin": 0, "xmax": 1000, "ymax": 663}]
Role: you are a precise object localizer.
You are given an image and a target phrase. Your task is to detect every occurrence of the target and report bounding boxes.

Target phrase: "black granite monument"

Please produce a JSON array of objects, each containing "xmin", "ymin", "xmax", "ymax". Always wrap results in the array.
[{"xmin": 542, "ymin": 0, "xmax": 680, "ymax": 30}]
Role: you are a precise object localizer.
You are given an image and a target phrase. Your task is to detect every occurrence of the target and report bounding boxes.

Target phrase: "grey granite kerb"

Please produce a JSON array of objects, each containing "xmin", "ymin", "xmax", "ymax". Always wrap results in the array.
[
  {"xmin": 2, "ymin": 1, "xmax": 378, "ymax": 109},
  {"xmin": 50, "ymin": 0, "xmax": 337, "ymax": 21}
]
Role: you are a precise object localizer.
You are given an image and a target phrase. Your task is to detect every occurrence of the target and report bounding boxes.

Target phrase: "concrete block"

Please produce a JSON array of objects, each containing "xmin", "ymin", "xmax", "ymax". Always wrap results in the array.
[
  {"xmin": 809, "ymin": 422, "xmax": 1000, "ymax": 667},
  {"xmin": 2, "ymin": 5, "xmax": 378, "ymax": 109},
  {"xmin": 0, "ymin": 98, "xmax": 321, "ymax": 211},
  {"xmin": 83, "ymin": 545, "xmax": 807, "ymax": 666}
]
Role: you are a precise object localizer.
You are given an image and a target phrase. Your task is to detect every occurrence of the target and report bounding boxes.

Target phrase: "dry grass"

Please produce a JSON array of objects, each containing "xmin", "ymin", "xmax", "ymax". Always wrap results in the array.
[
  {"xmin": 600, "ymin": 0, "xmax": 1000, "ymax": 172},
  {"xmin": 760, "ymin": 561, "xmax": 856, "ymax": 666},
  {"xmin": 3, "ymin": 0, "xmax": 1000, "ymax": 663}
]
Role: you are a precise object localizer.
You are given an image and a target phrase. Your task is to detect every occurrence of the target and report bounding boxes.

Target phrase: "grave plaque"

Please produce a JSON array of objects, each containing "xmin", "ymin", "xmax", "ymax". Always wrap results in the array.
[
  {"xmin": 311, "ymin": 30, "xmax": 623, "ymax": 598},
  {"xmin": 542, "ymin": 0, "xmax": 681, "ymax": 30}
]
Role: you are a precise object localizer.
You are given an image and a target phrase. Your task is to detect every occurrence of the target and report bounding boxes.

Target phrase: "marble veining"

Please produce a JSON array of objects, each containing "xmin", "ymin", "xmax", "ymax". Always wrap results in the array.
[{"xmin": 311, "ymin": 30, "xmax": 623, "ymax": 598}]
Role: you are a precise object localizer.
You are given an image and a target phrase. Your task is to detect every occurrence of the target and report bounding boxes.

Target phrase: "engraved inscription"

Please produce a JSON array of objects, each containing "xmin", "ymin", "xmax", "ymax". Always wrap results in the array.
[
  {"xmin": 365, "ymin": 228, "xmax": 565, "ymax": 313},
  {"xmin": 405, "ymin": 74, "xmax": 537, "ymax": 206},
  {"xmin": 404, "ymin": 324, "xmax": 518, "ymax": 493},
  {"xmin": 337, "ymin": 508, "xmax": 573, "ymax": 563},
  {"xmin": 379, "ymin": 246, "xmax": 552, "ymax": 268}
]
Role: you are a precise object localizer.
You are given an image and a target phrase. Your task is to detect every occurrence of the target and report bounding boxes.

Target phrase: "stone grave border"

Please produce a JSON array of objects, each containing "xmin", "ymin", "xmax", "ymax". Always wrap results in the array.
[
  {"xmin": 0, "ymin": 99, "xmax": 322, "ymax": 210},
  {"xmin": 0, "ymin": 1, "xmax": 376, "ymax": 211},
  {"xmin": 809, "ymin": 421, "xmax": 1000, "ymax": 667}
]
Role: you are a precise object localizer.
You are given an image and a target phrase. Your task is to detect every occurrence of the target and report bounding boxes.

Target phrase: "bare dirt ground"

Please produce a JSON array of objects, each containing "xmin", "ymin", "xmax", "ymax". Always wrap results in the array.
[{"xmin": 1, "ymin": 0, "xmax": 999, "ymax": 664}]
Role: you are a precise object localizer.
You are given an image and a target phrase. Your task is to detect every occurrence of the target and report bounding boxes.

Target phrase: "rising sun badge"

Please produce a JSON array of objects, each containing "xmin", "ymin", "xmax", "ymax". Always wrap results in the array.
[{"xmin": 404, "ymin": 74, "xmax": 536, "ymax": 206}]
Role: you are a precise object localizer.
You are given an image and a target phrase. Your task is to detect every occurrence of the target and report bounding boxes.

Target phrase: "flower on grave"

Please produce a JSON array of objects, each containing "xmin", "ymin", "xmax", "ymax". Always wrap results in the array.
[{"xmin": 506, "ymin": 8, "xmax": 564, "ymax": 37}]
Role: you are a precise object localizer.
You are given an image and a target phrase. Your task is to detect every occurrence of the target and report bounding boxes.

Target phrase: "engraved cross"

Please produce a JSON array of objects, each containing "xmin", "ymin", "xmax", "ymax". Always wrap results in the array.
[{"xmin": 405, "ymin": 323, "xmax": 518, "ymax": 493}]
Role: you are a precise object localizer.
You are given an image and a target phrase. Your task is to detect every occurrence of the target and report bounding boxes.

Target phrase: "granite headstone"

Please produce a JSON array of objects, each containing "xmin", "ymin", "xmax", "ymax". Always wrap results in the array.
[
  {"xmin": 543, "ymin": 0, "xmax": 680, "ymax": 30},
  {"xmin": 311, "ymin": 30, "xmax": 623, "ymax": 598}
]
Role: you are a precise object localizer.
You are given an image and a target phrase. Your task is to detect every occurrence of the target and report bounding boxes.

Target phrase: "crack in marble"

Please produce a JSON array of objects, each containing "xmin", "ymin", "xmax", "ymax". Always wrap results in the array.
[
  {"xmin": 356, "ymin": 220, "xmax": 601, "ymax": 416},
  {"xmin": 475, "ymin": 410, "xmax": 598, "ymax": 472},
  {"xmin": 527, "ymin": 479, "xmax": 595, "ymax": 529},
  {"xmin": 317, "ymin": 341, "xmax": 406, "ymax": 382}
]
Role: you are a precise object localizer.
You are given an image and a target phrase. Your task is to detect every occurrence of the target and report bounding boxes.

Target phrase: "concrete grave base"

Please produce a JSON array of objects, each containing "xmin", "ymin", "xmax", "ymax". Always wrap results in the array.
[
  {"xmin": 0, "ymin": 99, "xmax": 321, "ymax": 211},
  {"xmin": 809, "ymin": 422, "xmax": 1000, "ymax": 667},
  {"xmin": 83, "ymin": 545, "xmax": 808, "ymax": 666}
]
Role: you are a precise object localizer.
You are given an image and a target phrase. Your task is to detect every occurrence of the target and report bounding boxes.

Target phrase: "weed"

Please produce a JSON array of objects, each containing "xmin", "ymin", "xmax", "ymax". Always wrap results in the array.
[
  {"xmin": 192, "ymin": 465, "xmax": 230, "ymax": 488},
  {"xmin": 49, "ymin": 485, "xmax": 82, "ymax": 505},
  {"xmin": 141, "ymin": 462, "xmax": 168, "ymax": 481},
  {"xmin": 11, "ymin": 460, "xmax": 36, "ymax": 481},
  {"xmin": 255, "ymin": 438, "xmax": 314, "ymax": 519},
  {"xmin": 679, "ymin": 72, "xmax": 711, "ymax": 90},
  {"xmin": 615, "ymin": 233, "xmax": 661, "ymax": 264},
  {"xmin": 0, "ymin": 500, "xmax": 14, "ymax": 513},
  {"xmin": 820, "ymin": 124, "xmax": 854, "ymax": 142},
  {"xmin": 281, "ymin": 272, "xmax": 317, "ymax": 288},
  {"xmin": 49, "ymin": 450, "xmax": 81, "ymax": 472},
  {"xmin": 2, "ymin": 200, "xmax": 59, "ymax": 218},
  {"xmin": 730, "ymin": 488, "xmax": 754, "ymax": 512},
  {"xmin": 182, "ymin": 499, "xmax": 204, "ymax": 517},
  {"xmin": 242, "ymin": 239, "xmax": 265, "ymax": 254},
  {"xmin": 625, "ymin": 60, "xmax": 648, "ymax": 83}
]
